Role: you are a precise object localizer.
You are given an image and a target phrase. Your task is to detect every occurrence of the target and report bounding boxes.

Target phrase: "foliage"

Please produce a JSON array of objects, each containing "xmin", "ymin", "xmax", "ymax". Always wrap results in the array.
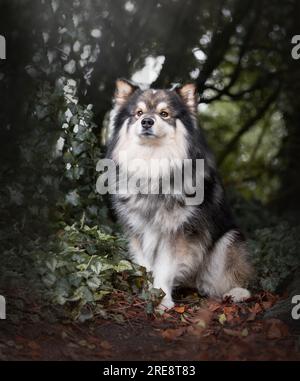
[
  {"xmin": 249, "ymin": 223, "xmax": 300, "ymax": 292},
  {"xmin": 201, "ymin": 101, "xmax": 285, "ymax": 202},
  {"xmin": 34, "ymin": 222, "xmax": 162, "ymax": 321},
  {"xmin": 228, "ymin": 194, "xmax": 300, "ymax": 293},
  {"xmin": 0, "ymin": 77, "xmax": 162, "ymax": 320},
  {"xmin": 56, "ymin": 78, "xmax": 107, "ymax": 225}
]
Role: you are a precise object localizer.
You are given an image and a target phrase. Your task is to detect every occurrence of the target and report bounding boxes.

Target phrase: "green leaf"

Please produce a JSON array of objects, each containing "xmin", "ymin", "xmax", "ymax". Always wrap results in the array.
[
  {"xmin": 115, "ymin": 260, "xmax": 133, "ymax": 272},
  {"xmin": 91, "ymin": 262, "xmax": 102, "ymax": 275},
  {"xmin": 218, "ymin": 313, "xmax": 227, "ymax": 325},
  {"xmin": 87, "ymin": 277, "xmax": 101, "ymax": 290},
  {"xmin": 45, "ymin": 258, "xmax": 58, "ymax": 272},
  {"xmin": 42, "ymin": 273, "xmax": 56, "ymax": 287}
]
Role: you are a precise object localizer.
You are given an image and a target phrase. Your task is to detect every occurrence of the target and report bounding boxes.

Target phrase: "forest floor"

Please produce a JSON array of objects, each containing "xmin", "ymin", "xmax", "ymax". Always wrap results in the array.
[{"xmin": 1, "ymin": 285, "xmax": 300, "ymax": 361}]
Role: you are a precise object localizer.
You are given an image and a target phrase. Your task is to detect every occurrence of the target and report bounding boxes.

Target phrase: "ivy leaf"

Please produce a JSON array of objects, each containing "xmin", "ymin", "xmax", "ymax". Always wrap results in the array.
[
  {"xmin": 42, "ymin": 273, "xmax": 56, "ymax": 287},
  {"xmin": 115, "ymin": 260, "xmax": 133, "ymax": 272},
  {"xmin": 91, "ymin": 262, "xmax": 102, "ymax": 275},
  {"xmin": 87, "ymin": 277, "xmax": 101, "ymax": 290},
  {"xmin": 45, "ymin": 258, "xmax": 58, "ymax": 272}
]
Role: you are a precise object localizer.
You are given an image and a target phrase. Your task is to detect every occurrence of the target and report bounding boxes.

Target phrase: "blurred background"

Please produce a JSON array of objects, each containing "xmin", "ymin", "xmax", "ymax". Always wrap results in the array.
[{"xmin": 0, "ymin": 0, "xmax": 300, "ymax": 320}]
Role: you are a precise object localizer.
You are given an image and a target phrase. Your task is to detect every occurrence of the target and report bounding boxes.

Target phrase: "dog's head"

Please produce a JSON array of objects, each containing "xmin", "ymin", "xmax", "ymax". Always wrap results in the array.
[
  {"xmin": 112, "ymin": 79, "xmax": 198, "ymax": 145},
  {"xmin": 106, "ymin": 79, "xmax": 210, "ymax": 203}
]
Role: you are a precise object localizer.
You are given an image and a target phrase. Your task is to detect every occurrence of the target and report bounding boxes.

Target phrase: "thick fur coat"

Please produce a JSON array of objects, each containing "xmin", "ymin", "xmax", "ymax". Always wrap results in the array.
[{"xmin": 106, "ymin": 79, "xmax": 252, "ymax": 309}]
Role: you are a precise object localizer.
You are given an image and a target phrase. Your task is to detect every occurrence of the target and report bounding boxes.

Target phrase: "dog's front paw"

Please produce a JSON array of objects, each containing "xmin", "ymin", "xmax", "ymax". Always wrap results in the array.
[{"xmin": 223, "ymin": 287, "xmax": 251, "ymax": 302}]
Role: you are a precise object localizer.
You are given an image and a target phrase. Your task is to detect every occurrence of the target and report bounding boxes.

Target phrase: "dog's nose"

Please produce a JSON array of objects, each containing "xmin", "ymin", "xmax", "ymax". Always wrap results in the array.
[{"xmin": 141, "ymin": 117, "xmax": 154, "ymax": 130}]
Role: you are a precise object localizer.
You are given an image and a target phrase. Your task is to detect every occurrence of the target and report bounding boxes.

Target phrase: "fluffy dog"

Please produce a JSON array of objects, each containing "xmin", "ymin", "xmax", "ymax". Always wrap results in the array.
[{"xmin": 106, "ymin": 79, "xmax": 252, "ymax": 309}]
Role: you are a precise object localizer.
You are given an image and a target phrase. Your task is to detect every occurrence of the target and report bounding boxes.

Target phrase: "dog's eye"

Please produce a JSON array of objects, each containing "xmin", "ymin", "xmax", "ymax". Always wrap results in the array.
[
  {"xmin": 136, "ymin": 110, "xmax": 143, "ymax": 117},
  {"xmin": 160, "ymin": 111, "xmax": 169, "ymax": 118}
]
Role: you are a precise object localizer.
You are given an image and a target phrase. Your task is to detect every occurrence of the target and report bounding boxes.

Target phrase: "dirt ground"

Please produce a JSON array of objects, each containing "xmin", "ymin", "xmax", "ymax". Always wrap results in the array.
[{"xmin": 1, "ymin": 286, "xmax": 299, "ymax": 361}]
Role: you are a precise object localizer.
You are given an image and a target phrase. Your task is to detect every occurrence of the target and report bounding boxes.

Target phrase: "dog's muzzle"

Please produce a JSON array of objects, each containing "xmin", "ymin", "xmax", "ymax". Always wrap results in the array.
[{"xmin": 140, "ymin": 117, "xmax": 155, "ymax": 136}]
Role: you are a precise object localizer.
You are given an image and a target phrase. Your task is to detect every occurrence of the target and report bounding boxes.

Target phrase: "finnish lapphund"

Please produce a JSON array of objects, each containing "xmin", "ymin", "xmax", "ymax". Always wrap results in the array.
[{"xmin": 106, "ymin": 79, "xmax": 252, "ymax": 309}]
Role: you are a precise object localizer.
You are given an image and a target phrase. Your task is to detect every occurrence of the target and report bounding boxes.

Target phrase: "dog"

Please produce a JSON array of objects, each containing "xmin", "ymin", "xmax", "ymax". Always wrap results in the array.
[{"xmin": 106, "ymin": 79, "xmax": 253, "ymax": 309}]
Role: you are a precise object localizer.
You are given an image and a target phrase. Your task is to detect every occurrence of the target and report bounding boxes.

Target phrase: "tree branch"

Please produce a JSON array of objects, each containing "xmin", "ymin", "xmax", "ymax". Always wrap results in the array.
[
  {"xmin": 202, "ymin": 70, "xmax": 279, "ymax": 103},
  {"xmin": 200, "ymin": 1, "xmax": 263, "ymax": 103},
  {"xmin": 195, "ymin": 0, "xmax": 255, "ymax": 94},
  {"xmin": 217, "ymin": 89, "xmax": 279, "ymax": 165}
]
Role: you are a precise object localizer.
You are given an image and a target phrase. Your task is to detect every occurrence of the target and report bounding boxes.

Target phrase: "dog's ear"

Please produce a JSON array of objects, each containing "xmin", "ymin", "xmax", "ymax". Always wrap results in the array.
[
  {"xmin": 114, "ymin": 79, "xmax": 138, "ymax": 106},
  {"xmin": 176, "ymin": 83, "xmax": 198, "ymax": 113}
]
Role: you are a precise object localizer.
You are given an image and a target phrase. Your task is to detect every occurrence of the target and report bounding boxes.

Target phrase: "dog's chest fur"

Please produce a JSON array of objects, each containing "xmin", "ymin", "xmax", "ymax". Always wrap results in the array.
[{"xmin": 115, "ymin": 194, "xmax": 195, "ymax": 235}]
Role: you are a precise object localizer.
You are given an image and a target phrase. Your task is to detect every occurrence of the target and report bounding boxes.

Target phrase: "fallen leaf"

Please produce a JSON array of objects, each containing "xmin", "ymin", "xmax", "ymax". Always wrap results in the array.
[
  {"xmin": 218, "ymin": 313, "xmax": 227, "ymax": 325},
  {"xmin": 180, "ymin": 314, "xmax": 189, "ymax": 323},
  {"xmin": 249, "ymin": 303, "xmax": 262, "ymax": 314},
  {"xmin": 222, "ymin": 306, "xmax": 237, "ymax": 323},
  {"xmin": 196, "ymin": 319, "xmax": 207, "ymax": 329},
  {"xmin": 190, "ymin": 308, "xmax": 212, "ymax": 327},
  {"xmin": 27, "ymin": 341, "xmax": 40, "ymax": 350},
  {"xmin": 161, "ymin": 327, "xmax": 186, "ymax": 340},
  {"xmin": 186, "ymin": 325, "xmax": 205, "ymax": 336},
  {"xmin": 241, "ymin": 328, "xmax": 249, "ymax": 337},
  {"xmin": 223, "ymin": 327, "xmax": 249, "ymax": 337},
  {"xmin": 247, "ymin": 312, "xmax": 257, "ymax": 321},
  {"xmin": 223, "ymin": 306, "xmax": 237, "ymax": 315},
  {"xmin": 262, "ymin": 301, "xmax": 273, "ymax": 310},
  {"xmin": 265, "ymin": 319, "xmax": 289, "ymax": 339},
  {"xmin": 174, "ymin": 306, "xmax": 185, "ymax": 314},
  {"xmin": 207, "ymin": 300, "xmax": 221, "ymax": 312},
  {"xmin": 67, "ymin": 342, "xmax": 78, "ymax": 348},
  {"xmin": 100, "ymin": 340, "xmax": 112, "ymax": 350},
  {"xmin": 223, "ymin": 328, "xmax": 241, "ymax": 337}
]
